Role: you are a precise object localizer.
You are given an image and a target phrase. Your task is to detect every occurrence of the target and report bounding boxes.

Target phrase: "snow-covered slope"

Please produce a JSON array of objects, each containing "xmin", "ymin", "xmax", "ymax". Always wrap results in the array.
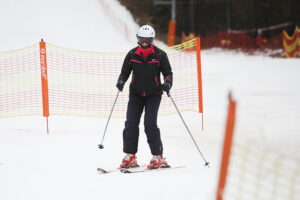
[
  {"xmin": 0, "ymin": 0, "xmax": 300, "ymax": 200},
  {"xmin": 0, "ymin": 0, "xmax": 137, "ymax": 51},
  {"xmin": 1, "ymin": 51, "xmax": 299, "ymax": 200}
]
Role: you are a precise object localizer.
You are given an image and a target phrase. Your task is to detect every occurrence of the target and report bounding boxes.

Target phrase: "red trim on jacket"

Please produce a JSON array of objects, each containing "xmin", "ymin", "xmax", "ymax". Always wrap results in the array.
[
  {"xmin": 164, "ymin": 75, "xmax": 170, "ymax": 81},
  {"xmin": 130, "ymin": 59, "xmax": 142, "ymax": 63},
  {"xmin": 148, "ymin": 60, "xmax": 160, "ymax": 65}
]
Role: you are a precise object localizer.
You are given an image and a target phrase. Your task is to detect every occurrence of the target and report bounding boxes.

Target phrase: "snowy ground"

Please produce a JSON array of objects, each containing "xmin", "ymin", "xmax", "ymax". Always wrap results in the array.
[
  {"xmin": 0, "ymin": 0, "xmax": 135, "ymax": 51},
  {"xmin": 1, "ymin": 0, "xmax": 300, "ymax": 200},
  {"xmin": 1, "ymin": 51, "xmax": 299, "ymax": 200}
]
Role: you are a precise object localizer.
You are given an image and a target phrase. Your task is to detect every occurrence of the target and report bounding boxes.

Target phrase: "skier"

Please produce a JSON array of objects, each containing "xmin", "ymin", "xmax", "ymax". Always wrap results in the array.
[{"xmin": 116, "ymin": 25, "xmax": 173, "ymax": 169}]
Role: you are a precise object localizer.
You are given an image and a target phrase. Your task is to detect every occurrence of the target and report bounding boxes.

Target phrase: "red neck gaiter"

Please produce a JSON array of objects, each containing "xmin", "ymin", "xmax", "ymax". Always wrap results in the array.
[{"xmin": 136, "ymin": 45, "xmax": 155, "ymax": 60}]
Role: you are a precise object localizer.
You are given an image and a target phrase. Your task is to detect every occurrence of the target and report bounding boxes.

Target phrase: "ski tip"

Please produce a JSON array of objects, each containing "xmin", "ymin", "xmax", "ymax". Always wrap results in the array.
[{"xmin": 97, "ymin": 168, "xmax": 108, "ymax": 173}]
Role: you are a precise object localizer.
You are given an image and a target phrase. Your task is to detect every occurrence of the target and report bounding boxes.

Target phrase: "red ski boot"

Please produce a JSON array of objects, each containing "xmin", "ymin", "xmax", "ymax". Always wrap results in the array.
[
  {"xmin": 120, "ymin": 154, "xmax": 139, "ymax": 168},
  {"xmin": 147, "ymin": 155, "xmax": 170, "ymax": 169}
]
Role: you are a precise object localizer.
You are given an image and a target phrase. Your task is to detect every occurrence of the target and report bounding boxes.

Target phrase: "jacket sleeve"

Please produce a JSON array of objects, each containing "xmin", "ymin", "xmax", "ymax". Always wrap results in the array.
[
  {"xmin": 160, "ymin": 52, "xmax": 173, "ymax": 85},
  {"xmin": 118, "ymin": 52, "xmax": 132, "ymax": 83}
]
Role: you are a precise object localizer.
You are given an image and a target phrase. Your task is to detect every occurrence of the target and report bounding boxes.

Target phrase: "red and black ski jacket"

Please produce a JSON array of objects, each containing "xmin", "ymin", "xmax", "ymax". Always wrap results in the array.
[{"xmin": 118, "ymin": 45, "xmax": 173, "ymax": 96}]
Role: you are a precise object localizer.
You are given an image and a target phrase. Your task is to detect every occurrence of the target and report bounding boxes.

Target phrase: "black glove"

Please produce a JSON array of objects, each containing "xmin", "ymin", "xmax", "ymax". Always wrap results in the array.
[
  {"xmin": 161, "ymin": 82, "xmax": 171, "ymax": 92},
  {"xmin": 116, "ymin": 79, "xmax": 125, "ymax": 92},
  {"xmin": 162, "ymin": 74, "xmax": 173, "ymax": 92}
]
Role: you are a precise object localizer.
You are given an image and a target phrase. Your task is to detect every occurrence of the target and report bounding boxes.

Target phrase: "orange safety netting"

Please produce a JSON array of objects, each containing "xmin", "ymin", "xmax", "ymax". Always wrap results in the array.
[
  {"xmin": 182, "ymin": 32, "xmax": 283, "ymax": 50},
  {"xmin": 283, "ymin": 26, "xmax": 300, "ymax": 58},
  {"xmin": 0, "ymin": 38, "xmax": 203, "ymax": 118},
  {"xmin": 0, "ymin": 45, "xmax": 42, "ymax": 117},
  {"xmin": 215, "ymin": 93, "xmax": 300, "ymax": 200}
]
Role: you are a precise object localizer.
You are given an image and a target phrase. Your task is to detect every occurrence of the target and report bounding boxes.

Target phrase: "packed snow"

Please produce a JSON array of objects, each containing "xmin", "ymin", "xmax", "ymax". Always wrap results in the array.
[
  {"xmin": 1, "ymin": 0, "xmax": 300, "ymax": 200},
  {"xmin": 0, "ymin": 0, "xmax": 136, "ymax": 51}
]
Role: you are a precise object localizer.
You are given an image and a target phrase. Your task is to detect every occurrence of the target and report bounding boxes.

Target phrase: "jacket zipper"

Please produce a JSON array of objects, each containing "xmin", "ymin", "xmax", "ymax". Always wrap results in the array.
[{"xmin": 135, "ymin": 53, "xmax": 154, "ymax": 97}]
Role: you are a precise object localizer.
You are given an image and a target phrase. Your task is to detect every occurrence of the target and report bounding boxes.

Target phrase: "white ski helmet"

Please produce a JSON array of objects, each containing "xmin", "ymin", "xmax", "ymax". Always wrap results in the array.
[{"xmin": 136, "ymin": 25, "xmax": 155, "ymax": 39}]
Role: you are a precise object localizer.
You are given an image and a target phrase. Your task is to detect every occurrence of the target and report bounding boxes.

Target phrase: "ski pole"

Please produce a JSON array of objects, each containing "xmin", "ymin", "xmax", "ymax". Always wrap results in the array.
[
  {"xmin": 98, "ymin": 91, "xmax": 120, "ymax": 149},
  {"xmin": 167, "ymin": 92, "xmax": 210, "ymax": 167}
]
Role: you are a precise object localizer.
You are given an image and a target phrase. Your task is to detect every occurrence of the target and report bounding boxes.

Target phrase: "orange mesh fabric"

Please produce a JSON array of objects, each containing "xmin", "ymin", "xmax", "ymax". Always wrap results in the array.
[{"xmin": 0, "ymin": 39, "xmax": 200, "ymax": 118}]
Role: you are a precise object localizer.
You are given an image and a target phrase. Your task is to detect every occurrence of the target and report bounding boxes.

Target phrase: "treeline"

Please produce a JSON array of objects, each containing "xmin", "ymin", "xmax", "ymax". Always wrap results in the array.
[{"xmin": 119, "ymin": 0, "xmax": 299, "ymax": 41}]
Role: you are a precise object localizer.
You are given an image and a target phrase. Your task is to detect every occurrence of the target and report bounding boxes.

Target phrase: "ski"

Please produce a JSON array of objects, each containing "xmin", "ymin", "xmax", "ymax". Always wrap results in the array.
[
  {"xmin": 97, "ymin": 167, "xmax": 120, "ymax": 174},
  {"xmin": 120, "ymin": 165, "xmax": 185, "ymax": 174},
  {"xmin": 97, "ymin": 164, "xmax": 146, "ymax": 174}
]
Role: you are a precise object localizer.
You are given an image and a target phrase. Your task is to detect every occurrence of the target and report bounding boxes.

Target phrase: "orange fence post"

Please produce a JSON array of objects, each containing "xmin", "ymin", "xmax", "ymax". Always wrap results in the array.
[
  {"xmin": 39, "ymin": 39, "xmax": 50, "ymax": 134},
  {"xmin": 196, "ymin": 37, "xmax": 204, "ymax": 130},
  {"xmin": 167, "ymin": 20, "xmax": 176, "ymax": 46},
  {"xmin": 216, "ymin": 92, "xmax": 237, "ymax": 200}
]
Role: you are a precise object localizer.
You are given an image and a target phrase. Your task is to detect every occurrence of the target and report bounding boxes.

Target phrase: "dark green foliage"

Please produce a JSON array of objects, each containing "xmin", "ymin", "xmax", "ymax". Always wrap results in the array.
[{"xmin": 118, "ymin": 0, "xmax": 299, "ymax": 39}]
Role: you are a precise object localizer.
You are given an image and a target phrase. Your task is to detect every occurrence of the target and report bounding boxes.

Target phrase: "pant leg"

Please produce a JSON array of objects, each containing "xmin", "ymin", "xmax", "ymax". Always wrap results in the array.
[
  {"xmin": 144, "ymin": 94, "xmax": 163, "ymax": 155},
  {"xmin": 123, "ymin": 94, "xmax": 144, "ymax": 154}
]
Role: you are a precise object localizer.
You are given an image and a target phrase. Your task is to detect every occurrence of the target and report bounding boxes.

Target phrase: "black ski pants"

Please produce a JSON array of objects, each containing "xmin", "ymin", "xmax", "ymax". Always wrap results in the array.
[{"xmin": 123, "ymin": 93, "xmax": 163, "ymax": 155}]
